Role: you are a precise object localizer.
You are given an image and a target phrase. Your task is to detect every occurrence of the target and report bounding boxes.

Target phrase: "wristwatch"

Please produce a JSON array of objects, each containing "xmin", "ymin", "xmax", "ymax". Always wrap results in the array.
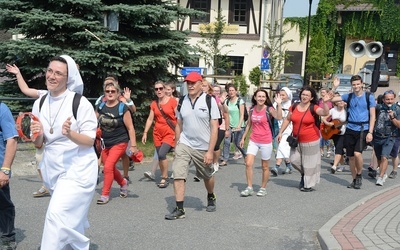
[{"xmin": 1, "ymin": 168, "xmax": 10, "ymax": 175}]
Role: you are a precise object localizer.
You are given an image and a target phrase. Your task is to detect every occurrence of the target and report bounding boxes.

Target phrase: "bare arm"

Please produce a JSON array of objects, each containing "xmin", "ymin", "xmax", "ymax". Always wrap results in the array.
[
  {"xmin": 123, "ymin": 111, "xmax": 138, "ymax": 154},
  {"xmin": 0, "ymin": 137, "xmax": 17, "ymax": 187},
  {"xmin": 366, "ymin": 107, "xmax": 375, "ymax": 143},
  {"xmin": 142, "ymin": 109, "xmax": 155, "ymax": 144},
  {"xmin": 6, "ymin": 64, "xmax": 40, "ymax": 98},
  {"xmin": 62, "ymin": 117, "xmax": 95, "ymax": 147}
]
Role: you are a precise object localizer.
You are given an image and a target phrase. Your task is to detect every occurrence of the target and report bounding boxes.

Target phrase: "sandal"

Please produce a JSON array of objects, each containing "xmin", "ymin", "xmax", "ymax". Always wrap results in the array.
[
  {"xmin": 157, "ymin": 177, "xmax": 169, "ymax": 188},
  {"xmin": 120, "ymin": 178, "xmax": 129, "ymax": 198},
  {"xmin": 220, "ymin": 161, "xmax": 228, "ymax": 166},
  {"xmin": 97, "ymin": 195, "xmax": 109, "ymax": 205},
  {"xmin": 33, "ymin": 186, "xmax": 50, "ymax": 198}
]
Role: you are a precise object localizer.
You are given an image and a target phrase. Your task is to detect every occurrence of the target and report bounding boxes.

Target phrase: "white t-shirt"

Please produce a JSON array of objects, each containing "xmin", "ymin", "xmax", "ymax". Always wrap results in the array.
[
  {"xmin": 178, "ymin": 93, "xmax": 220, "ymax": 150},
  {"xmin": 329, "ymin": 107, "xmax": 347, "ymax": 135}
]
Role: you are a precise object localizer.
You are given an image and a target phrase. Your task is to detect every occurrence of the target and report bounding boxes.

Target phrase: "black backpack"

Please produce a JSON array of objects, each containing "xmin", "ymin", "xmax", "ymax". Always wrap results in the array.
[
  {"xmin": 346, "ymin": 92, "xmax": 371, "ymax": 126},
  {"xmin": 177, "ymin": 94, "xmax": 222, "ymax": 125},
  {"xmin": 39, "ymin": 93, "xmax": 81, "ymax": 119}
]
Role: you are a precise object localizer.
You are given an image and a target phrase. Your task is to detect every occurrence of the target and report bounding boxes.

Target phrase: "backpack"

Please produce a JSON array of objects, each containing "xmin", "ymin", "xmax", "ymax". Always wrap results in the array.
[
  {"xmin": 249, "ymin": 106, "xmax": 279, "ymax": 138},
  {"xmin": 346, "ymin": 92, "xmax": 371, "ymax": 126},
  {"xmin": 177, "ymin": 94, "xmax": 222, "ymax": 125},
  {"xmin": 100, "ymin": 95, "xmax": 135, "ymax": 126},
  {"xmin": 225, "ymin": 97, "xmax": 249, "ymax": 122},
  {"xmin": 292, "ymin": 102, "xmax": 320, "ymax": 128},
  {"xmin": 97, "ymin": 101, "xmax": 125, "ymax": 121},
  {"xmin": 39, "ymin": 93, "xmax": 81, "ymax": 119},
  {"xmin": 374, "ymin": 104, "xmax": 399, "ymax": 137}
]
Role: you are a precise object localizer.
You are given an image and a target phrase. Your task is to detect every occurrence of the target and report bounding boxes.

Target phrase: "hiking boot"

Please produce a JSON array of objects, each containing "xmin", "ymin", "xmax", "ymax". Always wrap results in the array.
[
  {"xmin": 256, "ymin": 188, "xmax": 267, "ymax": 197},
  {"xmin": 347, "ymin": 181, "xmax": 355, "ymax": 189},
  {"xmin": 354, "ymin": 175, "xmax": 362, "ymax": 189},
  {"xmin": 270, "ymin": 167, "xmax": 279, "ymax": 177},
  {"xmin": 376, "ymin": 177, "xmax": 384, "ymax": 186},
  {"xmin": 389, "ymin": 171, "xmax": 397, "ymax": 179},
  {"xmin": 368, "ymin": 170, "xmax": 377, "ymax": 179},
  {"xmin": 240, "ymin": 187, "xmax": 254, "ymax": 197},
  {"xmin": 165, "ymin": 207, "xmax": 185, "ymax": 220},
  {"xmin": 206, "ymin": 194, "xmax": 217, "ymax": 212}
]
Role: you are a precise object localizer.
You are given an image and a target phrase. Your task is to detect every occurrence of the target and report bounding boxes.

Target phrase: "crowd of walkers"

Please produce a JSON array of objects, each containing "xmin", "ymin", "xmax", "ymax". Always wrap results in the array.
[{"xmin": 2, "ymin": 56, "xmax": 400, "ymax": 249}]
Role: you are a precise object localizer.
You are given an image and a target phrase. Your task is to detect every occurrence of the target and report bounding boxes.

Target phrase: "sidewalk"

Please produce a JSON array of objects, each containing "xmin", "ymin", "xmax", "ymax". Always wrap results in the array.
[{"xmin": 318, "ymin": 184, "xmax": 400, "ymax": 250}]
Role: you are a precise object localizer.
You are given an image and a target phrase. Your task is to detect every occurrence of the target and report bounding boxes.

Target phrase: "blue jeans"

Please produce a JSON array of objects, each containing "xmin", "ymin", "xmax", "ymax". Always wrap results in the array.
[
  {"xmin": 0, "ymin": 184, "xmax": 15, "ymax": 243},
  {"xmin": 222, "ymin": 127, "xmax": 246, "ymax": 161}
]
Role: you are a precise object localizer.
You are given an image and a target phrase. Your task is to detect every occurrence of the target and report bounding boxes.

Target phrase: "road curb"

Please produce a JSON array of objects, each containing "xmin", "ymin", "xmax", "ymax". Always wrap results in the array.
[{"xmin": 318, "ymin": 183, "xmax": 400, "ymax": 250}]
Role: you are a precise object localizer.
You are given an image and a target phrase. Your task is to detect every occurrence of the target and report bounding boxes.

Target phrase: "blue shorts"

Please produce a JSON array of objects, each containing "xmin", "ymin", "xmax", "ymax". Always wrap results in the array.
[
  {"xmin": 390, "ymin": 136, "xmax": 400, "ymax": 158},
  {"xmin": 373, "ymin": 137, "xmax": 395, "ymax": 161}
]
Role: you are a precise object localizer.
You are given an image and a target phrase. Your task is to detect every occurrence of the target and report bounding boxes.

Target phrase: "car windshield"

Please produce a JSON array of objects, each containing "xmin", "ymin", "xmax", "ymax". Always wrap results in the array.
[
  {"xmin": 340, "ymin": 77, "xmax": 351, "ymax": 86},
  {"xmin": 364, "ymin": 62, "xmax": 388, "ymax": 71}
]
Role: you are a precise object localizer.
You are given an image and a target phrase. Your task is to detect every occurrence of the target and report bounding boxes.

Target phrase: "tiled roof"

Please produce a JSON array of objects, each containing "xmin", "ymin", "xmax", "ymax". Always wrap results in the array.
[{"xmin": 336, "ymin": 4, "xmax": 378, "ymax": 12}]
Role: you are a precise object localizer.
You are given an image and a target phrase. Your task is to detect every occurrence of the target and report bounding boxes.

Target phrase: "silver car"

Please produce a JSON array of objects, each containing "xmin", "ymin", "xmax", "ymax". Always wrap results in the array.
[
  {"xmin": 362, "ymin": 61, "xmax": 390, "ymax": 87},
  {"xmin": 334, "ymin": 74, "xmax": 353, "ymax": 96}
]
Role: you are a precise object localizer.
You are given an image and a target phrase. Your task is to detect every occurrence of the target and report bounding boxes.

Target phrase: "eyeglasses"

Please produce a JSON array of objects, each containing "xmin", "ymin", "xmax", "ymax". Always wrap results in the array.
[
  {"xmin": 105, "ymin": 90, "xmax": 117, "ymax": 94},
  {"xmin": 46, "ymin": 68, "xmax": 67, "ymax": 78},
  {"xmin": 155, "ymin": 87, "xmax": 164, "ymax": 91}
]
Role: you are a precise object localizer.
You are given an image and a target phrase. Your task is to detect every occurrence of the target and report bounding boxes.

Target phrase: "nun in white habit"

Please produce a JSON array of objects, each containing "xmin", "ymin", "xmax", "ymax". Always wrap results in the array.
[
  {"xmin": 271, "ymin": 87, "xmax": 294, "ymax": 175},
  {"xmin": 31, "ymin": 55, "xmax": 98, "ymax": 250}
]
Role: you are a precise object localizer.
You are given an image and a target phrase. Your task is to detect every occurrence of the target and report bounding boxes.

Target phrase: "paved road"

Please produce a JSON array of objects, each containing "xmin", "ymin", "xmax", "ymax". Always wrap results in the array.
[
  {"xmin": 9, "ymin": 144, "xmax": 399, "ymax": 250},
  {"xmin": 9, "ymin": 77, "xmax": 400, "ymax": 250}
]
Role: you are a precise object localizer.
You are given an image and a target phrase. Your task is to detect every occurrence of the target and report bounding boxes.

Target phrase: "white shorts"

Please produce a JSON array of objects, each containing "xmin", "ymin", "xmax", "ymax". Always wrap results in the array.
[{"xmin": 246, "ymin": 140, "xmax": 273, "ymax": 160}]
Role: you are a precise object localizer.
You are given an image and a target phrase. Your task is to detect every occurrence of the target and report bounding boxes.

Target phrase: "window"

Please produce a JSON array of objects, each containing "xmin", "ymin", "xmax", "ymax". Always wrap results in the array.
[
  {"xmin": 191, "ymin": 0, "xmax": 211, "ymax": 24},
  {"xmin": 229, "ymin": 0, "xmax": 249, "ymax": 25},
  {"xmin": 215, "ymin": 56, "xmax": 244, "ymax": 75}
]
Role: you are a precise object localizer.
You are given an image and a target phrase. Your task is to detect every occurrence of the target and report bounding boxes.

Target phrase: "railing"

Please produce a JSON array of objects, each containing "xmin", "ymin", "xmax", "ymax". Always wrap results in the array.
[{"xmin": 308, "ymin": 76, "xmax": 333, "ymax": 91}]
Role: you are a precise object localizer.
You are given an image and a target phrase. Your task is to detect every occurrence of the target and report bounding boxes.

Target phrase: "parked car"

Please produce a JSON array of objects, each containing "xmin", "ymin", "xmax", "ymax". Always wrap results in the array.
[
  {"xmin": 362, "ymin": 61, "xmax": 390, "ymax": 87},
  {"xmin": 334, "ymin": 74, "xmax": 353, "ymax": 96},
  {"xmin": 277, "ymin": 74, "xmax": 303, "ymax": 102}
]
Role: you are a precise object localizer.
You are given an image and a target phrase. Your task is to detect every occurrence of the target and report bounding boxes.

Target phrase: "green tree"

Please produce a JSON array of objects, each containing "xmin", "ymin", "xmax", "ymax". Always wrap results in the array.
[
  {"xmin": 306, "ymin": 30, "xmax": 329, "ymax": 80},
  {"xmin": 248, "ymin": 66, "xmax": 262, "ymax": 88},
  {"xmin": 263, "ymin": 21, "xmax": 293, "ymax": 80},
  {"xmin": 195, "ymin": 8, "xmax": 233, "ymax": 76},
  {"xmin": 0, "ymin": 0, "xmax": 196, "ymax": 130},
  {"xmin": 234, "ymin": 74, "xmax": 248, "ymax": 98}
]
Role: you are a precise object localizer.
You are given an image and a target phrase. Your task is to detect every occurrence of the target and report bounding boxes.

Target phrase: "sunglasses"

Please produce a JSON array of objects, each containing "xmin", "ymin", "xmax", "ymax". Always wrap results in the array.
[
  {"xmin": 384, "ymin": 90, "xmax": 395, "ymax": 95},
  {"xmin": 155, "ymin": 87, "xmax": 164, "ymax": 91},
  {"xmin": 105, "ymin": 90, "xmax": 117, "ymax": 94}
]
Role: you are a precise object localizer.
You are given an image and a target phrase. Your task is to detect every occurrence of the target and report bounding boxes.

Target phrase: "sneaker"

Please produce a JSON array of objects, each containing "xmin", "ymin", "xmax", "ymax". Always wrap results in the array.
[
  {"xmin": 337, "ymin": 166, "xmax": 345, "ymax": 172},
  {"xmin": 169, "ymin": 173, "xmax": 174, "ymax": 179},
  {"xmin": 1, "ymin": 240, "xmax": 17, "ymax": 250},
  {"xmin": 281, "ymin": 168, "xmax": 292, "ymax": 175},
  {"xmin": 389, "ymin": 171, "xmax": 397, "ymax": 179},
  {"xmin": 330, "ymin": 166, "xmax": 337, "ymax": 174},
  {"xmin": 96, "ymin": 195, "xmax": 109, "ymax": 205},
  {"xmin": 354, "ymin": 175, "xmax": 362, "ymax": 189},
  {"xmin": 240, "ymin": 187, "xmax": 254, "ymax": 197},
  {"xmin": 383, "ymin": 173, "xmax": 388, "ymax": 182},
  {"xmin": 193, "ymin": 176, "xmax": 201, "ymax": 182},
  {"xmin": 326, "ymin": 151, "xmax": 332, "ymax": 158},
  {"xmin": 256, "ymin": 188, "xmax": 267, "ymax": 197},
  {"xmin": 206, "ymin": 194, "xmax": 217, "ymax": 212},
  {"xmin": 368, "ymin": 170, "xmax": 377, "ymax": 179},
  {"xmin": 320, "ymin": 152, "xmax": 324, "ymax": 157},
  {"xmin": 232, "ymin": 152, "xmax": 243, "ymax": 160},
  {"xmin": 32, "ymin": 186, "xmax": 50, "ymax": 198},
  {"xmin": 270, "ymin": 167, "xmax": 279, "ymax": 177},
  {"xmin": 211, "ymin": 162, "xmax": 219, "ymax": 175},
  {"xmin": 129, "ymin": 161, "xmax": 135, "ymax": 171},
  {"xmin": 165, "ymin": 207, "xmax": 186, "ymax": 220},
  {"xmin": 376, "ymin": 177, "xmax": 384, "ymax": 186},
  {"xmin": 144, "ymin": 171, "xmax": 155, "ymax": 181},
  {"xmin": 347, "ymin": 181, "xmax": 355, "ymax": 189},
  {"xmin": 120, "ymin": 178, "xmax": 129, "ymax": 198}
]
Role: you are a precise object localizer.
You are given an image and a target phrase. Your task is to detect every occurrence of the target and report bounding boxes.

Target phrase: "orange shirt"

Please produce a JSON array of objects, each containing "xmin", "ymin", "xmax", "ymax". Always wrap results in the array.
[
  {"xmin": 150, "ymin": 98, "xmax": 178, "ymax": 147},
  {"xmin": 290, "ymin": 104, "xmax": 320, "ymax": 143}
]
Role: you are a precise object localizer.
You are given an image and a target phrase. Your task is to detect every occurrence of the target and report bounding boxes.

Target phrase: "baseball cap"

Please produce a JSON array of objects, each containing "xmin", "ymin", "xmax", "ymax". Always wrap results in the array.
[
  {"xmin": 184, "ymin": 72, "xmax": 203, "ymax": 82},
  {"xmin": 131, "ymin": 150, "xmax": 144, "ymax": 163}
]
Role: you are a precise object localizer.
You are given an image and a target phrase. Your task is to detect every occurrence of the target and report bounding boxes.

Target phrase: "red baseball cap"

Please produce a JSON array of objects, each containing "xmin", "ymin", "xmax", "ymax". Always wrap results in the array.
[
  {"xmin": 184, "ymin": 72, "xmax": 203, "ymax": 83},
  {"xmin": 131, "ymin": 150, "xmax": 144, "ymax": 163}
]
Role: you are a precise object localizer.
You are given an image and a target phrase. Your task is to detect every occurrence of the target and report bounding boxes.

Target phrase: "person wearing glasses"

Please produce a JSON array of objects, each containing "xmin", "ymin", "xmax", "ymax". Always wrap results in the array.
[
  {"xmin": 95, "ymin": 76, "xmax": 136, "ymax": 182},
  {"xmin": 142, "ymin": 81, "xmax": 177, "ymax": 188},
  {"xmin": 30, "ymin": 56, "xmax": 98, "ymax": 249},
  {"xmin": 370, "ymin": 90, "xmax": 400, "ymax": 186},
  {"xmin": 331, "ymin": 75, "xmax": 376, "ymax": 189},
  {"xmin": 5, "ymin": 58, "xmax": 83, "ymax": 198},
  {"xmin": 96, "ymin": 82, "xmax": 137, "ymax": 204}
]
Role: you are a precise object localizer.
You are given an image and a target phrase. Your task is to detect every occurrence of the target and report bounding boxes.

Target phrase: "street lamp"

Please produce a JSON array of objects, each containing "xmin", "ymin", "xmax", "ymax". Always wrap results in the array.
[{"xmin": 304, "ymin": 0, "xmax": 312, "ymax": 86}]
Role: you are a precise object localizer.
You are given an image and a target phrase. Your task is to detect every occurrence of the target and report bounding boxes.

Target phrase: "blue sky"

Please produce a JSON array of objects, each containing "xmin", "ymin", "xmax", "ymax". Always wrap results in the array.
[{"xmin": 283, "ymin": 0, "xmax": 320, "ymax": 17}]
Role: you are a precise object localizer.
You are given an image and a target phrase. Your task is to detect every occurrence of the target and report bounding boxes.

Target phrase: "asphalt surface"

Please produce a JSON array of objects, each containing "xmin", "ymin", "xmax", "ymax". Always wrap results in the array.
[
  {"xmin": 9, "ymin": 142, "xmax": 399, "ymax": 250},
  {"xmin": 9, "ymin": 77, "xmax": 400, "ymax": 250}
]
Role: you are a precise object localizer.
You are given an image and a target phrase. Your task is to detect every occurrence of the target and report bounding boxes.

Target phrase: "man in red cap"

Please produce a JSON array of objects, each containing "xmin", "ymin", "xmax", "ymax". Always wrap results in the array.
[{"xmin": 165, "ymin": 72, "xmax": 220, "ymax": 220}]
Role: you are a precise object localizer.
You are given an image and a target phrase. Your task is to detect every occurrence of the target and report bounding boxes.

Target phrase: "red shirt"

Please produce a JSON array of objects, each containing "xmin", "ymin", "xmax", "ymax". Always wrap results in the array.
[{"xmin": 290, "ymin": 104, "xmax": 320, "ymax": 143}]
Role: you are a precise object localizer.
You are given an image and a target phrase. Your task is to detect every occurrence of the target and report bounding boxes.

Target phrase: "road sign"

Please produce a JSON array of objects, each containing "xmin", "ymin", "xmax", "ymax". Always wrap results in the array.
[
  {"xmin": 180, "ymin": 67, "xmax": 206, "ymax": 76},
  {"xmin": 261, "ymin": 58, "xmax": 270, "ymax": 70}
]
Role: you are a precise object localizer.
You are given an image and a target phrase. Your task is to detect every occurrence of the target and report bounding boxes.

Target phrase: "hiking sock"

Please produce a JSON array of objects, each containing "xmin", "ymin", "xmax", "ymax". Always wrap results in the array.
[
  {"xmin": 176, "ymin": 201, "xmax": 184, "ymax": 210},
  {"xmin": 285, "ymin": 162, "xmax": 292, "ymax": 170}
]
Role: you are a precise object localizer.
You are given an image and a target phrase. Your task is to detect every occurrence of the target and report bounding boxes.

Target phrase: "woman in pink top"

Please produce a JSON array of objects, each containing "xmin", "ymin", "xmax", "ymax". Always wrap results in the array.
[{"xmin": 239, "ymin": 89, "xmax": 282, "ymax": 197}]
